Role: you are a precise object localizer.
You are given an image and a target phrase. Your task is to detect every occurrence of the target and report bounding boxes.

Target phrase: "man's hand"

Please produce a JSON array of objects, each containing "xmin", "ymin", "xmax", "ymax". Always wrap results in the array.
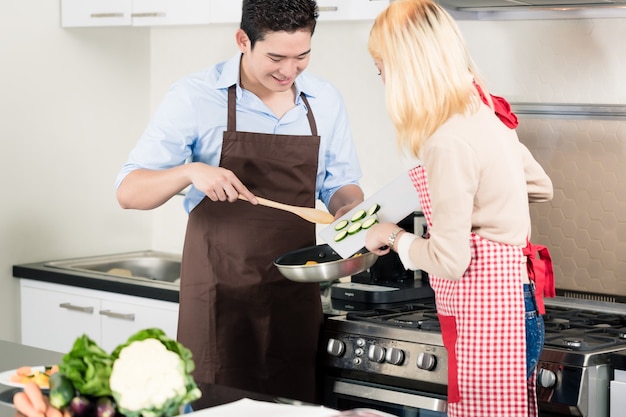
[{"xmin": 188, "ymin": 163, "xmax": 257, "ymax": 204}]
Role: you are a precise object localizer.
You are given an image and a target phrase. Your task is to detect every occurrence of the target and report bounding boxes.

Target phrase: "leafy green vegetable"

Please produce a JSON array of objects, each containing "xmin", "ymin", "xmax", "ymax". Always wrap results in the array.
[
  {"xmin": 58, "ymin": 335, "xmax": 113, "ymax": 397},
  {"xmin": 55, "ymin": 329, "xmax": 201, "ymax": 417}
]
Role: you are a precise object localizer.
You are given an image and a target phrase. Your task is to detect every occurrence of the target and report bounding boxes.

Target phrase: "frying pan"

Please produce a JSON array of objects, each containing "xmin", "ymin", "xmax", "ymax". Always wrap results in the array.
[{"xmin": 274, "ymin": 244, "xmax": 378, "ymax": 283}]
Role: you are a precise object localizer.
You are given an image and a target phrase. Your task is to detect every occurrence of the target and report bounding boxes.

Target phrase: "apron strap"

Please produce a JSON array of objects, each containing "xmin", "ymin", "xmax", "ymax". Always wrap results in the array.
[{"xmin": 227, "ymin": 85, "xmax": 319, "ymax": 136}]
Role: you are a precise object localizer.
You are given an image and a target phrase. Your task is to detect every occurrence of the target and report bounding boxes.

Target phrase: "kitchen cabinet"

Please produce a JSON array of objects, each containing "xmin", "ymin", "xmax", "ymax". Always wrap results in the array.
[
  {"xmin": 61, "ymin": 0, "xmax": 389, "ymax": 27},
  {"xmin": 317, "ymin": 0, "xmax": 389, "ymax": 22},
  {"xmin": 61, "ymin": 0, "xmax": 211, "ymax": 28},
  {"xmin": 20, "ymin": 279, "xmax": 178, "ymax": 353}
]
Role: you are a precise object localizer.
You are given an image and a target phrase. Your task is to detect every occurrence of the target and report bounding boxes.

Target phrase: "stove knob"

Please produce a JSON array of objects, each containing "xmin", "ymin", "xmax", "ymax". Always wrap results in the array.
[
  {"xmin": 327, "ymin": 339, "xmax": 345, "ymax": 357},
  {"xmin": 368, "ymin": 345, "xmax": 386, "ymax": 363},
  {"xmin": 417, "ymin": 352, "xmax": 437, "ymax": 371},
  {"xmin": 385, "ymin": 348, "xmax": 405, "ymax": 366},
  {"xmin": 538, "ymin": 368, "xmax": 557, "ymax": 388}
]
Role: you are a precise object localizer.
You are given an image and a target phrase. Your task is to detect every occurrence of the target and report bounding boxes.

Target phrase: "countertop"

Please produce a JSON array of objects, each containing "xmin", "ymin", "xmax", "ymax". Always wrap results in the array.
[
  {"xmin": 0, "ymin": 340, "xmax": 280, "ymax": 417},
  {"xmin": 13, "ymin": 261, "xmax": 179, "ymax": 303},
  {"xmin": 13, "ymin": 260, "xmax": 349, "ymax": 316}
]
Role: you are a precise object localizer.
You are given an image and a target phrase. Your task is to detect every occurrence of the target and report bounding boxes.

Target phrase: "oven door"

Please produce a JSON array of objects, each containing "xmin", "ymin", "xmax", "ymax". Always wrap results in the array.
[{"xmin": 324, "ymin": 377, "xmax": 448, "ymax": 417}]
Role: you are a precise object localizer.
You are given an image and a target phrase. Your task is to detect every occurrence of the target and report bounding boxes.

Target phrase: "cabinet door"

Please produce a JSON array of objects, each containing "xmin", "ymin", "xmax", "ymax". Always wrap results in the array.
[
  {"xmin": 131, "ymin": 0, "xmax": 211, "ymax": 26},
  {"xmin": 209, "ymin": 0, "xmax": 242, "ymax": 24},
  {"xmin": 317, "ymin": 0, "xmax": 389, "ymax": 21},
  {"xmin": 99, "ymin": 297, "xmax": 179, "ymax": 353},
  {"xmin": 61, "ymin": 0, "xmax": 132, "ymax": 28},
  {"xmin": 21, "ymin": 283, "xmax": 101, "ymax": 353}
]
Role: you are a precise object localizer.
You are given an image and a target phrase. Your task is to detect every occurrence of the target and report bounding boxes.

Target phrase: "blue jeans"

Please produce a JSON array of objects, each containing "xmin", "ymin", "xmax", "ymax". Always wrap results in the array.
[{"xmin": 524, "ymin": 283, "xmax": 545, "ymax": 379}]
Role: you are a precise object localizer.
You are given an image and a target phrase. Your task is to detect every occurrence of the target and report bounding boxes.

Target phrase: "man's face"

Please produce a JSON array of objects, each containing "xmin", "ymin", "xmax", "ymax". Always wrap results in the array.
[{"xmin": 238, "ymin": 29, "xmax": 312, "ymax": 94}]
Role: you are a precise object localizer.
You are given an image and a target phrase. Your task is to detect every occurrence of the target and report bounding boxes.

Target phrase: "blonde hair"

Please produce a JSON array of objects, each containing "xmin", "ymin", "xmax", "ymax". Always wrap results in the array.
[{"xmin": 368, "ymin": 0, "xmax": 490, "ymax": 158}]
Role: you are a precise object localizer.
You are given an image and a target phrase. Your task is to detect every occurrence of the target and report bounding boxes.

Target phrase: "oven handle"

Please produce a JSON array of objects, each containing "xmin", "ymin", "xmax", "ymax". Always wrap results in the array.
[{"xmin": 333, "ymin": 380, "xmax": 448, "ymax": 412}]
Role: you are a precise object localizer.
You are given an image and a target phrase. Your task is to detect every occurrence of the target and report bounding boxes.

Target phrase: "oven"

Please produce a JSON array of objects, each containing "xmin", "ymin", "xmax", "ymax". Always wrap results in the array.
[
  {"xmin": 320, "ymin": 298, "xmax": 626, "ymax": 417},
  {"xmin": 322, "ymin": 301, "xmax": 448, "ymax": 417}
]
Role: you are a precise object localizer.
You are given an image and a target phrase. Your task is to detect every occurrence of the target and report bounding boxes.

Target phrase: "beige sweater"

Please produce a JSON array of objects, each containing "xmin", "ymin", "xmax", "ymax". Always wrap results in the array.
[{"xmin": 397, "ymin": 104, "xmax": 553, "ymax": 280}]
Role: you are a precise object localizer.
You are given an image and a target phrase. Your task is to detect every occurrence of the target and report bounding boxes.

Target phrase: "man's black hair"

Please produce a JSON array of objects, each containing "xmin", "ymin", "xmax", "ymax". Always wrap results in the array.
[{"xmin": 241, "ymin": 0, "xmax": 319, "ymax": 48}]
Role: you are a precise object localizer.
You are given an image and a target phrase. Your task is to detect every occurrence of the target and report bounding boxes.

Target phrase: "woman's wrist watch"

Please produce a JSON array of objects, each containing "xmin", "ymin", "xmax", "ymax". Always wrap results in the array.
[{"xmin": 387, "ymin": 228, "xmax": 404, "ymax": 251}]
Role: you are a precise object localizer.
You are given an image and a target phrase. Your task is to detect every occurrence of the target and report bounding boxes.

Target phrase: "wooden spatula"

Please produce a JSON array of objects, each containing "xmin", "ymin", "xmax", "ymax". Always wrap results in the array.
[{"xmin": 238, "ymin": 195, "xmax": 334, "ymax": 224}]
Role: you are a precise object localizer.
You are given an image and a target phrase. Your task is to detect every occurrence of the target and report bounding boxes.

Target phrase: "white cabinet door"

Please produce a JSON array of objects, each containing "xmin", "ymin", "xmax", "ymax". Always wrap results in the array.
[
  {"xmin": 100, "ymin": 296, "xmax": 179, "ymax": 353},
  {"xmin": 61, "ymin": 0, "xmax": 132, "ymax": 28},
  {"xmin": 317, "ymin": 0, "xmax": 389, "ymax": 21},
  {"xmin": 61, "ymin": 0, "xmax": 211, "ymax": 27},
  {"xmin": 131, "ymin": 0, "xmax": 211, "ymax": 26},
  {"xmin": 21, "ymin": 283, "xmax": 101, "ymax": 353},
  {"xmin": 20, "ymin": 279, "xmax": 179, "ymax": 353},
  {"xmin": 209, "ymin": 0, "xmax": 242, "ymax": 24}
]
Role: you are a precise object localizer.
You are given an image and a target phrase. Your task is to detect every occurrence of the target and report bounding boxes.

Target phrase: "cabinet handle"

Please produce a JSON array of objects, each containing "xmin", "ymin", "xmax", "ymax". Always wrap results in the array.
[
  {"xmin": 131, "ymin": 12, "xmax": 167, "ymax": 18},
  {"xmin": 318, "ymin": 6, "xmax": 339, "ymax": 12},
  {"xmin": 99, "ymin": 310, "xmax": 135, "ymax": 321},
  {"xmin": 90, "ymin": 13, "xmax": 125, "ymax": 18},
  {"xmin": 59, "ymin": 303, "xmax": 94, "ymax": 314}
]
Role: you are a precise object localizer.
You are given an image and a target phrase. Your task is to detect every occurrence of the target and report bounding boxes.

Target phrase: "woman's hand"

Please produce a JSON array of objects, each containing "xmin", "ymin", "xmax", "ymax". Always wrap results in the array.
[
  {"xmin": 13, "ymin": 382, "xmax": 69, "ymax": 417},
  {"xmin": 365, "ymin": 222, "xmax": 402, "ymax": 256}
]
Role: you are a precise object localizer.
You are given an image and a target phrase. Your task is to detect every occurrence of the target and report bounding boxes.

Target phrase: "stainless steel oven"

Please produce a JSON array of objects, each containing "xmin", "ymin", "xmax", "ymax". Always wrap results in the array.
[
  {"xmin": 320, "ymin": 298, "xmax": 626, "ymax": 417},
  {"xmin": 321, "ymin": 302, "xmax": 448, "ymax": 417},
  {"xmin": 324, "ymin": 377, "xmax": 446, "ymax": 417}
]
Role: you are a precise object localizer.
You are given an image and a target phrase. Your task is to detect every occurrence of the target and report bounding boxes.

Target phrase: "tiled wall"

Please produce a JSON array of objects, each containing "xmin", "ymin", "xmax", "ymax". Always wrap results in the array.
[{"xmin": 519, "ymin": 117, "xmax": 626, "ymax": 298}]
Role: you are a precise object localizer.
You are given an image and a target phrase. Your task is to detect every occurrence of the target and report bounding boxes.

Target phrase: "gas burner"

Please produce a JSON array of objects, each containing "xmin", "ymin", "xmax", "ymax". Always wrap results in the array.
[
  {"xmin": 543, "ymin": 306, "xmax": 626, "ymax": 330},
  {"xmin": 384, "ymin": 311, "xmax": 441, "ymax": 332},
  {"xmin": 543, "ymin": 328, "xmax": 623, "ymax": 351},
  {"xmin": 344, "ymin": 302, "xmax": 440, "ymax": 331}
]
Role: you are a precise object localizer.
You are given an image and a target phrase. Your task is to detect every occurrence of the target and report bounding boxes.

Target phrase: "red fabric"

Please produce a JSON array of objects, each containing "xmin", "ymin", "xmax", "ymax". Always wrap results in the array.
[
  {"xmin": 438, "ymin": 314, "xmax": 460, "ymax": 403},
  {"xmin": 523, "ymin": 240, "xmax": 556, "ymax": 315},
  {"xmin": 475, "ymin": 82, "xmax": 519, "ymax": 129}
]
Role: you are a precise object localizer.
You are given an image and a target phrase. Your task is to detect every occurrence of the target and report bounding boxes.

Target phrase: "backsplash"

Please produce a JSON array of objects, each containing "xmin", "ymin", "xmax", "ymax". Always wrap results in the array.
[{"xmin": 519, "ymin": 117, "xmax": 626, "ymax": 298}]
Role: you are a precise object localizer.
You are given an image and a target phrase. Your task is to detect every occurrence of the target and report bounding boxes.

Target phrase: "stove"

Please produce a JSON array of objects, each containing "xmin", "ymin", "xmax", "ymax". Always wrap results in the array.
[{"xmin": 320, "ymin": 297, "xmax": 626, "ymax": 417}]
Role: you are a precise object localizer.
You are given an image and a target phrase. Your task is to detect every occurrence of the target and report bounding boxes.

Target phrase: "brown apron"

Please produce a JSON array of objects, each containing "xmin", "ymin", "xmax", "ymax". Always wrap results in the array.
[{"xmin": 178, "ymin": 85, "xmax": 323, "ymax": 403}]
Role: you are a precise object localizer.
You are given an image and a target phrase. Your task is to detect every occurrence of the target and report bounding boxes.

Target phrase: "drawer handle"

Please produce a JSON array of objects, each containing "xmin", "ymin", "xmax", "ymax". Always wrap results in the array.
[
  {"xmin": 318, "ymin": 6, "xmax": 339, "ymax": 12},
  {"xmin": 90, "ymin": 13, "xmax": 125, "ymax": 18},
  {"xmin": 131, "ymin": 12, "xmax": 167, "ymax": 18},
  {"xmin": 59, "ymin": 303, "xmax": 94, "ymax": 314},
  {"xmin": 99, "ymin": 310, "xmax": 136, "ymax": 321}
]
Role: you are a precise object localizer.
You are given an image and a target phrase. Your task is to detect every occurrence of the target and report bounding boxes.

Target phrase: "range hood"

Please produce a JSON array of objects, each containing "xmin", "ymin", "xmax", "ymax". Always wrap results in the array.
[
  {"xmin": 437, "ymin": 0, "xmax": 626, "ymax": 11},
  {"xmin": 434, "ymin": 0, "xmax": 626, "ymax": 19}
]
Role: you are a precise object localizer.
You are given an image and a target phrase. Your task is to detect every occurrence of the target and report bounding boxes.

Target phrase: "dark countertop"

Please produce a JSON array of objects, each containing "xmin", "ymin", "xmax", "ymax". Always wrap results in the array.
[
  {"xmin": 13, "ymin": 261, "xmax": 179, "ymax": 303},
  {"xmin": 13, "ymin": 260, "xmax": 348, "ymax": 316},
  {"xmin": 0, "ymin": 340, "xmax": 280, "ymax": 417}
]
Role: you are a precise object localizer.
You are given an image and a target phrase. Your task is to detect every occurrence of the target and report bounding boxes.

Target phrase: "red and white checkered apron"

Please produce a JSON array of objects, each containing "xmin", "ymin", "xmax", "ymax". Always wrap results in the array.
[{"xmin": 409, "ymin": 166, "xmax": 538, "ymax": 417}]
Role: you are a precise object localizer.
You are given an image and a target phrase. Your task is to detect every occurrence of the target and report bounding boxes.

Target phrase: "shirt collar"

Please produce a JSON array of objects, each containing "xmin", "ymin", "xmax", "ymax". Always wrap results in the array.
[{"xmin": 215, "ymin": 52, "xmax": 317, "ymax": 103}]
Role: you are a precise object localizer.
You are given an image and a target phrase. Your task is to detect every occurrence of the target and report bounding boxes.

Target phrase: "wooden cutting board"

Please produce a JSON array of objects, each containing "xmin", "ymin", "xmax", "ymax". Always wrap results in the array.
[{"xmin": 318, "ymin": 171, "xmax": 421, "ymax": 258}]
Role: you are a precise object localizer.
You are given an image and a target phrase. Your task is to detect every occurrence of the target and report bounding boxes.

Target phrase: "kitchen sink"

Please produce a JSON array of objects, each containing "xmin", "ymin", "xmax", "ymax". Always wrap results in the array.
[{"xmin": 45, "ymin": 251, "xmax": 182, "ymax": 284}]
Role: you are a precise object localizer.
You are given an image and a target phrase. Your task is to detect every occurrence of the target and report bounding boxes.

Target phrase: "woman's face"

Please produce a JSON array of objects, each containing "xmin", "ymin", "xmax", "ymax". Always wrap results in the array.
[
  {"xmin": 374, "ymin": 59, "xmax": 386, "ymax": 83},
  {"xmin": 237, "ymin": 28, "xmax": 312, "ymax": 95}
]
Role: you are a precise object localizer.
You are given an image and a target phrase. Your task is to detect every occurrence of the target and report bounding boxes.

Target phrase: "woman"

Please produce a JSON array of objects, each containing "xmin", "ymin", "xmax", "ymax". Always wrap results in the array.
[{"xmin": 364, "ymin": 1, "xmax": 554, "ymax": 416}]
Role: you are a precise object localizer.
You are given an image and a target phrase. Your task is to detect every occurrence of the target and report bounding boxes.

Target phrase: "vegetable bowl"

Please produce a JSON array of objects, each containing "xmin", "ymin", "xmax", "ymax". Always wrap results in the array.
[{"xmin": 274, "ymin": 244, "xmax": 378, "ymax": 283}]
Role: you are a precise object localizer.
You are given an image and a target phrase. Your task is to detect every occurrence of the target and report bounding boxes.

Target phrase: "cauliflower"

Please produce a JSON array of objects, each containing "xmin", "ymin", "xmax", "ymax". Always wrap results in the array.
[
  {"xmin": 110, "ymin": 329, "xmax": 201, "ymax": 417},
  {"xmin": 110, "ymin": 339, "xmax": 185, "ymax": 412}
]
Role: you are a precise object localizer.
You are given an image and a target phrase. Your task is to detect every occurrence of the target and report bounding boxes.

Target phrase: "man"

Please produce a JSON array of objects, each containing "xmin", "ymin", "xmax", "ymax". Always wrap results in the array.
[{"xmin": 115, "ymin": 0, "xmax": 363, "ymax": 403}]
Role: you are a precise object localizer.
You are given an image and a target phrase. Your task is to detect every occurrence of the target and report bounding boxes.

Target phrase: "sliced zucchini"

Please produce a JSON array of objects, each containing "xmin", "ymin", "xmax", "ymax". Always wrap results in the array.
[
  {"xmin": 350, "ymin": 209, "xmax": 367, "ymax": 222},
  {"xmin": 367, "ymin": 203, "xmax": 381, "ymax": 216},
  {"xmin": 361, "ymin": 217, "xmax": 378, "ymax": 229},
  {"xmin": 347, "ymin": 222, "xmax": 362, "ymax": 235},
  {"xmin": 334, "ymin": 230, "xmax": 348, "ymax": 242},
  {"xmin": 334, "ymin": 219, "xmax": 349, "ymax": 231}
]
